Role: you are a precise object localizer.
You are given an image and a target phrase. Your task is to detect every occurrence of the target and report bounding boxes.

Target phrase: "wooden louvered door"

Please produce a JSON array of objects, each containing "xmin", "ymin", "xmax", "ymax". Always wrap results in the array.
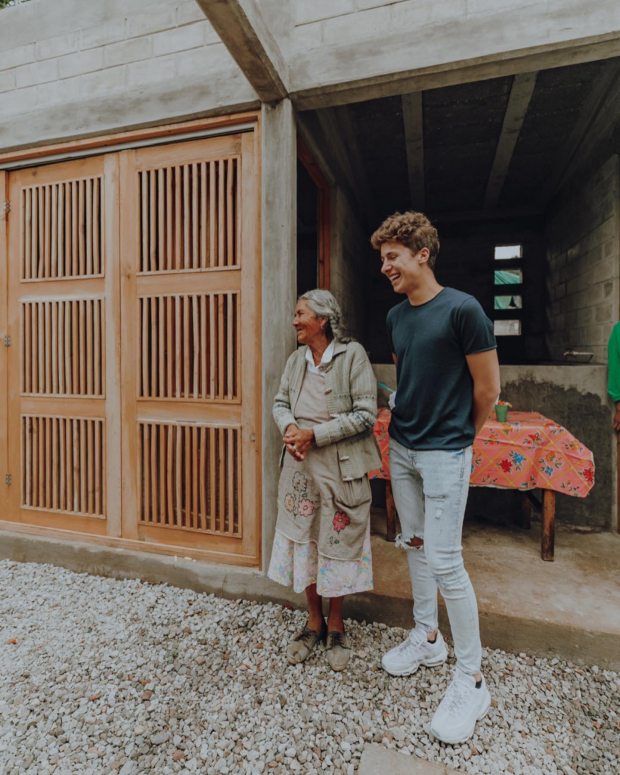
[
  {"xmin": 6, "ymin": 155, "xmax": 122, "ymax": 535},
  {"xmin": 119, "ymin": 134, "xmax": 260, "ymax": 562}
]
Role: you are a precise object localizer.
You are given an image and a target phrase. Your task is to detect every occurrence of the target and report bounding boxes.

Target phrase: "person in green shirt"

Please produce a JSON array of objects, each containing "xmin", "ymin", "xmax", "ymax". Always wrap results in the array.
[{"xmin": 608, "ymin": 322, "xmax": 620, "ymax": 430}]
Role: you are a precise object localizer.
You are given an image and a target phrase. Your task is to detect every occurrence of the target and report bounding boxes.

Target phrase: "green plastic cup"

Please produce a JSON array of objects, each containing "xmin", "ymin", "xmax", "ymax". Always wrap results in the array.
[{"xmin": 495, "ymin": 404, "xmax": 509, "ymax": 422}]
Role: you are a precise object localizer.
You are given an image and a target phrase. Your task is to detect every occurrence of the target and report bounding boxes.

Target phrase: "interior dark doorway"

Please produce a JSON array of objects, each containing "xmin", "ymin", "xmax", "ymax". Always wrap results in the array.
[{"xmin": 297, "ymin": 136, "xmax": 330, "ymax": 296}]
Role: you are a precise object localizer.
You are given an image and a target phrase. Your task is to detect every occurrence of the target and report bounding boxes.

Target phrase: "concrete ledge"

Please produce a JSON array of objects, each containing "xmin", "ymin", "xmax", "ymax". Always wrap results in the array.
[{"xmin": 1, "ymin": 528, "xmax": 619, "ymax": 671}]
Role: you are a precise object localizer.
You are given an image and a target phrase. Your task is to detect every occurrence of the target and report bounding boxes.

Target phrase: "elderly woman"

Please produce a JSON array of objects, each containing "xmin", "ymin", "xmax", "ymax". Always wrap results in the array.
[{"xmin": 268, "ymin": 290, "xmax": 381, "ymax": 671}]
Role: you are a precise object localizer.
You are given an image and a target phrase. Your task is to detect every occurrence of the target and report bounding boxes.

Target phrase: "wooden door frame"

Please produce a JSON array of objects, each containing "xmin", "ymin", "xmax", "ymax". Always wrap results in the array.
[
  {"xmin": 0, "ymin": 112, "xmax": 260, "ymax": 167},
  {"xmin": 297, "ymin": 134, "xmax": 331, "ymax": 290},
  {"xmin": 0, "ymin": 171, "xmax": 8, "ymax": 516}
]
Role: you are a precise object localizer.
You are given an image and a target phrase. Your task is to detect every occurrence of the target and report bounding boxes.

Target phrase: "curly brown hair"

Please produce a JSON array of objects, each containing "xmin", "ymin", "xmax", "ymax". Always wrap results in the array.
[{"xmin": 370, "ymin": 211, "xmax": 440, "ymax": 270}]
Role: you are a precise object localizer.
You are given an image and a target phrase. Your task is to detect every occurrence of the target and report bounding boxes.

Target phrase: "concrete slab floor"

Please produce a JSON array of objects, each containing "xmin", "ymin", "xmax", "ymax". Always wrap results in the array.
[{"xmin": 359, "ymin": 745, "xmax": 458, "ymax": 775}]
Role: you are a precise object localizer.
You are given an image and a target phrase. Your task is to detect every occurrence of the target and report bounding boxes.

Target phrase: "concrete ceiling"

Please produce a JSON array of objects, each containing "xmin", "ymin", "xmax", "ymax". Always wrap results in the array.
[{"xmin": 312, "ymin": 58, "xmax": 617, "ymax": 223}]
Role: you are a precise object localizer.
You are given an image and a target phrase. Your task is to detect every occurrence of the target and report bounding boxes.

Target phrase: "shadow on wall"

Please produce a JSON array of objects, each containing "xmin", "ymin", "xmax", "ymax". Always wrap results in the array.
[{"xmin": 467, "ymin": 377, "xmax": 613, "ymax": 529}]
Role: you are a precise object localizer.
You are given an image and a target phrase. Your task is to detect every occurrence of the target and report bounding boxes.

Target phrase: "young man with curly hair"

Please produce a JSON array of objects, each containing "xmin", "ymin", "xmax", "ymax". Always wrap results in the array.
[{"xmin": 371, "ymin": 211, "xmax": 500, "ymax": 744}]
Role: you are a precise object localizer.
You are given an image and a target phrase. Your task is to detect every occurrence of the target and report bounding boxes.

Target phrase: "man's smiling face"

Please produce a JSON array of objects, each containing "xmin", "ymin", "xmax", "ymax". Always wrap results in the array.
[{"xmin": 380, "ymin": 240, "xmax": 429, "ymax": 295}]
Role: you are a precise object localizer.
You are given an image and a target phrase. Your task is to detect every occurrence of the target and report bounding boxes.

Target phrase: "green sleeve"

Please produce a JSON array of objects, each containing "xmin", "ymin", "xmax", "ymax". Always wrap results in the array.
[{"xmin": 608, "ymin": 323, "xmax": 620, "ymax": 402}]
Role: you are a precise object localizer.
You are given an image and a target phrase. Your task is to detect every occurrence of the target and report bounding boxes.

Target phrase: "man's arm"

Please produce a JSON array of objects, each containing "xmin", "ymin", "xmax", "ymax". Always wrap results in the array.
[{"xmin": 466, "ymin": 349, "xmax": 501, "ymax": 437}]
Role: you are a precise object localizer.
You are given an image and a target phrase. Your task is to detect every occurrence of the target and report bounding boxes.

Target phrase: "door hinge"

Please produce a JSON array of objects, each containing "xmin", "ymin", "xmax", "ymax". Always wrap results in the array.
[
  {"xmin": 4, "ymin": 335, "xmax": 10, "ymax": 347},
  {"xmin": 5, "ymin": 474, "xmax": 11, "ymax": 486},
  {"xmin": 2, "ymin": 201, "xmax": 10, "ymax": 217}
]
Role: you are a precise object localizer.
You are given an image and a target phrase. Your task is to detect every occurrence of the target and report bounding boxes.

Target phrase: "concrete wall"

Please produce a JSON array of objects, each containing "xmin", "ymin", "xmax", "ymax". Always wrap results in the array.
[
  {"xmin": 0, "ymin": 0, "xmax": 258, "ymax": 152},
  {"xmin": 373, "ymin": 363, "xmax": 615, "ymax": 529},
  {"xmin": 545, "ymin": 156, "xmax": 620, "ymax": 364}
]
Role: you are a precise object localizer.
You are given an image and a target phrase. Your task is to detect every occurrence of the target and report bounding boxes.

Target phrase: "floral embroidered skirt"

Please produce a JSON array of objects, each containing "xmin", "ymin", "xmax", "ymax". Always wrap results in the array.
[
  {"xmin": 268, "ymin": 524, "xmax": 373, "ymax": 597},
  {"xmin": 268, "ymin": 439, "xmax": 373, "ymax": 597},
  {"xmin": 274, "ymin": 439, "xmax": 372, "ymax": 561}
]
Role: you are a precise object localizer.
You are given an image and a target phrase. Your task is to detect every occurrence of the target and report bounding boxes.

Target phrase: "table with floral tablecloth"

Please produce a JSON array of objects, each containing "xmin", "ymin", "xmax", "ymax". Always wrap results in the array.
[{"xmin": 370, "ymin": 409, "xmax": 595, "ymax": 560}]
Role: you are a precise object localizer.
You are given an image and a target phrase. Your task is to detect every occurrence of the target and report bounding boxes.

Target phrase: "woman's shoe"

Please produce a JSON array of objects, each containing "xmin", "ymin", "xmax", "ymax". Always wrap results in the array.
[
  {"xmin": 286, "ymin": 619, "xmax": 327, "ymax": 664},
  {"xmin": 325, "ymin": 630, "xmax": 351, "ymax": 671}
]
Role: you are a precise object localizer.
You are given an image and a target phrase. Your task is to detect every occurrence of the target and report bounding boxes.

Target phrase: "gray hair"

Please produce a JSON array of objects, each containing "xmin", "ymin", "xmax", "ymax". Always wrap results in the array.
[{"xmin": 299, "ymin": 289, "xmax": 354, "ymax": 343}]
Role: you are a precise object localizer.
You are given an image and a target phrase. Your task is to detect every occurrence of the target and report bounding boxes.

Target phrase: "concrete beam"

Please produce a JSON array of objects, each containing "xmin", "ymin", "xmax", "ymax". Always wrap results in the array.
[
  {"xmin": 194, "ymin": 0, "xmax": 288, "ymax": 103},
  {"xmin": 538, "ymin": 60, "xmax": 620, "ymax": 208},
  {"xmin": 483, "ymin": 72, "xmax": 538, "ymax": 210},
  {"xmin": 261, "ymin": 99, "xmax": 297, "ymax": 568},
  {"xmin": 290, "ymin": 0, "xmax": 620, "ymax": 110},
  {"xmin": 316, "ymin": 106, "xmax": 375, "ymax": 225},
  {"xmin": 401, "ymin": 92, "xmax": 425, "ymax": 212}
]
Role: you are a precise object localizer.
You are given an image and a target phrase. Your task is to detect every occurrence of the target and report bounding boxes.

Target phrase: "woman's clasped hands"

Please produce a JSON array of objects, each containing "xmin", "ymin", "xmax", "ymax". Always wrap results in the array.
[{"xmin": 283, "ymin": 424, "xmax": 315, "ymax": 462}]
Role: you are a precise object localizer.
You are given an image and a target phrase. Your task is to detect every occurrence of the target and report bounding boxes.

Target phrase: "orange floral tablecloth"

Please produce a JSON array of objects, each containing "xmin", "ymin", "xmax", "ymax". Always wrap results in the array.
[{"xmin": 370, "ymin": 409, "xmax": 595, "ymax": 498}]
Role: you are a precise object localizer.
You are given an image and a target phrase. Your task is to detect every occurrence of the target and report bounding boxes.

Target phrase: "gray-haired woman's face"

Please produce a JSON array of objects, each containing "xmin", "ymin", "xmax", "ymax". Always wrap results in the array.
[{"xmin": 293, "ymin": 300, "xmax": 326, "ymax": 346}]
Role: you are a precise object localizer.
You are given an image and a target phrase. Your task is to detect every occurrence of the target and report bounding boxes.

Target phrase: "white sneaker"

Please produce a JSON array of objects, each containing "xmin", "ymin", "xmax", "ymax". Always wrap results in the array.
[
  {"xmin": 381, "ymin": 628, "xmax": 448, "ymax": 676},
  {"xmin": 431, "ymin": 668, "xmax": 491, "ymax": 744}
]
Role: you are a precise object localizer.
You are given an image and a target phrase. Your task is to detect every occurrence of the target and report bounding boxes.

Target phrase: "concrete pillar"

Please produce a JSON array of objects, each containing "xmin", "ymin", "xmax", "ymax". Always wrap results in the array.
[{"xmin": 261, "ymin": 98, "xmax": 297, "ymax": 569}]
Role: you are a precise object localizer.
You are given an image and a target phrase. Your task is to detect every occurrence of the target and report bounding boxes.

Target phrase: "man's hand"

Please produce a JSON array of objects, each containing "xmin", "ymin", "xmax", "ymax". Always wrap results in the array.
[
  {"xmin": 283, "ymin": 425, "xmax": 315, "ymax": 461},
  {"xmin": 614, "ymin": 406, "xmax": 620, "ymax": 431}
]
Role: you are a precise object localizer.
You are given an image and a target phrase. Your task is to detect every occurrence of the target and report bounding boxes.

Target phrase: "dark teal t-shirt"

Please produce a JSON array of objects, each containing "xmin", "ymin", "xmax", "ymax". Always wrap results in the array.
[{"xmin": 387, "ymin": 287, "xmax": 496, "ymax": 450}]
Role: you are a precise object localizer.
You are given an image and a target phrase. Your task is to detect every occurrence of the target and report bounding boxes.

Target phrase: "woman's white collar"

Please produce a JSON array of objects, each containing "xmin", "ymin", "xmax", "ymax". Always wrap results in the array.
[{"xmin": 305, "ymin": 340, "xmax": 335, "ymax": 373}]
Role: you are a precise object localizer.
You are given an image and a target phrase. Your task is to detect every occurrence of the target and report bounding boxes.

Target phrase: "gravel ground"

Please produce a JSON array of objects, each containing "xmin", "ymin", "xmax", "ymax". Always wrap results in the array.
[{"xmin": 0, "ymin": 560, "xmax": 618, "ymax": 775}]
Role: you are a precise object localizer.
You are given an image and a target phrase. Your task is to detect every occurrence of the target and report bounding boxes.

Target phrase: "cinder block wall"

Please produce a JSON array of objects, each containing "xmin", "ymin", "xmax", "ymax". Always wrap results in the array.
[
  {"xmin": 0, "ymin": 0, "xmax": 257, "ymax": 151},
  {"xmin": 545, "ymin": 155, "xmax": 620, "ymax": 363},
  {"xmin": 292, "ymin": 0, "xmax": 544, "ymax": 50}
]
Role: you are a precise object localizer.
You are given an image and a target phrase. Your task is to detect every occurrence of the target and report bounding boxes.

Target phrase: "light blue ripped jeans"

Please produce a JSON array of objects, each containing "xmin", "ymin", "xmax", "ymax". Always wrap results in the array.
[{"xmin": 389, "ymin": 437, "xmax": 482, "ymax": 675}]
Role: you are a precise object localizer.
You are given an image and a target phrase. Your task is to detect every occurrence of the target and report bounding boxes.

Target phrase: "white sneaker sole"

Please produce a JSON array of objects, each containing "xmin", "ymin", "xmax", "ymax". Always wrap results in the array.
[
  {"xmin": 430, "ymin": 689, "xmax": 491, "ymax": 745},
  {"xmin": 381, "ymin": 646, "xmax": 448, "ymax": 676}
]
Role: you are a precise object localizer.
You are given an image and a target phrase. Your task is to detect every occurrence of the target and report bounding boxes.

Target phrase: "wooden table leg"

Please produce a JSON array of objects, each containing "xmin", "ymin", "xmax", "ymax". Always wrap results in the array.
[
  {"xmin": 385, "ymin": 480, "xmax": 397, "ymax": 543},
  {"xmin": 541, "ymin": 489, "xmax": 556, "ymax": 562}
]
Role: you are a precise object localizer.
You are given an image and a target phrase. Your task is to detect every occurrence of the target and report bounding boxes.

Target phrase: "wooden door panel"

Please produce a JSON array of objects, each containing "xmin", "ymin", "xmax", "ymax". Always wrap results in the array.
[
  {"xmin": 21, "ymin": 298, "xmax": 105, "ymax": 397},
  {"xmin": 21, "ymin": 176, "xmax": 103, "ymax": 281},
  {"xmin": 6, "ymin": 155, "xmax": 121, "ymax": 534},
  {"xmin": 138, "ymin": 292, "xmax": 239, "ymax": 402},
  {"xmin": 120, "ymin": 134, "xmax": 260, "ymax": 561},
  {"xmin": 137, "ymin": 157, "xmax": 239, "ymax": 273}
]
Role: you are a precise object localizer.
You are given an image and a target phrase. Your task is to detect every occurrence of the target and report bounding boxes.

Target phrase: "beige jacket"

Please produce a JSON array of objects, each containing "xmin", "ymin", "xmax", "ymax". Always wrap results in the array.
[{"xmin": 273, "ymin": 340, "xmax": 382, "ymax": 481}]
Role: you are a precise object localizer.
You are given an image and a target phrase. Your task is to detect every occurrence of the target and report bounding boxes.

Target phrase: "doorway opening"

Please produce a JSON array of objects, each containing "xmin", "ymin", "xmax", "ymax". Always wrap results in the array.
[{"xmin": 297, "ymin": 136, "xmax": 330, "ymax": 295}]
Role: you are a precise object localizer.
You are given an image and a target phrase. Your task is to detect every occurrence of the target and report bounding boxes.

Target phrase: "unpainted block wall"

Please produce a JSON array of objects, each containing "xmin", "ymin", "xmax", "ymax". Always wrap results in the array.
[
  {"xmin": 0, "ymin": 0, "xmax": 257, "ymax": 152},
  {"xmin": 545, "ymin": 155, "xmax": 620, "ymax": 363},
  {"xmin": 293, "ymin": 0, "xmax": 542, "ymax": 50}
]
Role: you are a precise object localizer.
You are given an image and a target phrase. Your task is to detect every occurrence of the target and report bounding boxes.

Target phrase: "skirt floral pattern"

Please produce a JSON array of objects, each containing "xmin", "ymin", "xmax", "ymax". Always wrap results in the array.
[{"xmin": 267, "ymin": 522, "xmax": 374, "ymax": 598}]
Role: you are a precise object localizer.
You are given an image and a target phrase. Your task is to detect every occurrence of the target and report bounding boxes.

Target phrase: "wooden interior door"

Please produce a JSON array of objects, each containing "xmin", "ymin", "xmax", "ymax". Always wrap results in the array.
[
  {"xmin": 119, "ymin": 133, "xmax": 260, "ymax": 562},
  {"xmin": 6, "ymin": 155, "xmax": 122, "ymax": 535}
]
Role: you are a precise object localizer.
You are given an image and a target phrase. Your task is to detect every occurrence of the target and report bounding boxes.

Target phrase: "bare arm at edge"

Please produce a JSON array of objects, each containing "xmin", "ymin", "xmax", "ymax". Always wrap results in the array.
[{"xmin": 466, "ymin": 348, "xmax": 501, "ymax": 438}]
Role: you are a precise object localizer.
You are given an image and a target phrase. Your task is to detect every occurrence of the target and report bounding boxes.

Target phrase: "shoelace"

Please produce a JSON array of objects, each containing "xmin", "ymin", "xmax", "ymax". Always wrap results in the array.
[
  {"xmin": 327, "ymin": 631, "xmax": 348, "ymax": 650},
  {"xmin": 294, "ymin": 626, "xmax": 321, "ymax": 647},
  {"xmin": 442, "ymin": 673, "xmax": 473, "ymax": 715},
  {"xmin": 396, "ymin": 629, "xmax": 428, "ymax": 655}
]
